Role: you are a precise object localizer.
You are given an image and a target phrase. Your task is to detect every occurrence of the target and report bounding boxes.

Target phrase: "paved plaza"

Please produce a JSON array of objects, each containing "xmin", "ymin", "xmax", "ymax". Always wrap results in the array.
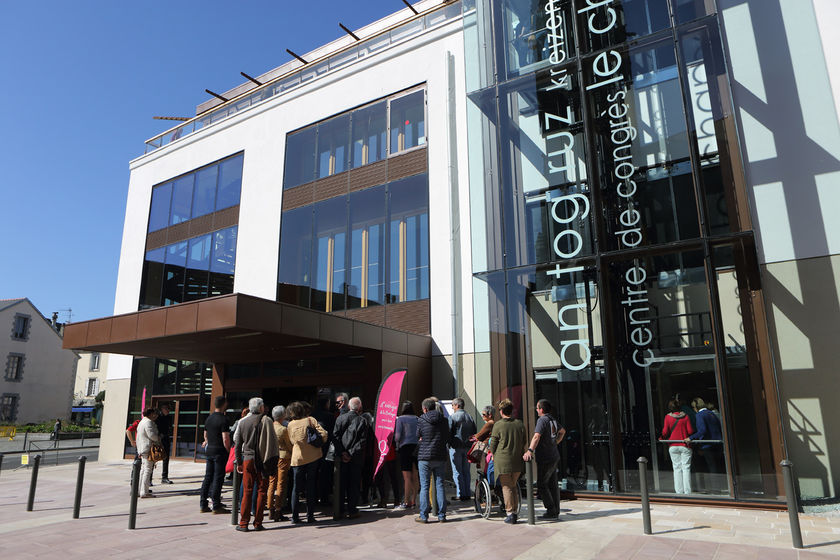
[{"xmin": 0, "ymin": 460, "xmax": 838, "ymax": 559}]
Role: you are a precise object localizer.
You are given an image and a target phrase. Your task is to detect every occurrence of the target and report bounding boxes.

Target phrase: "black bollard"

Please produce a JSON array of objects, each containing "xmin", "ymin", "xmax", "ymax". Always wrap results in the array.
[
  {"xmin": 0, "ymin": 453, "xmax": 4, "ymax": 479},
  {"xmin": 231, "ymin": 467, "xmax": 240, "ymax": 526},
  {"xmin": 525, "ymin": 457, "xmax": 535, "ymax": 525},
  {"xmin": 73, "ymin": 456, "xmax": 87, "ymax": 519},
  {"xmin": 638, "ymin": 457, "xmax": 652, "ymax": 535},
  {"xmin": 26, "ymin": 454, "xmax": 41, "ymax": 511},
  {"xmin": 128, "ymin": 456, "xmax": 141, "ymax": 529},
  {"xmin": 332, "ymin": 460, "xmax": 341, "ymax": 520},
  {"xmin": 781, "ymin": 459, "xmax": 803, "ymax": 548}
]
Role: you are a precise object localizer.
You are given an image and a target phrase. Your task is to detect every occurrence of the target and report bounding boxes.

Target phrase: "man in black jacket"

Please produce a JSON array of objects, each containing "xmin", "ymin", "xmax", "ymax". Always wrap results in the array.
[
  {"xmin": 416, "ymin": 397, "xmax": 450, "ymax": 523},
  {"xmin": 333, "ymin": 396, "xmax": 368, "ymax": 518}
]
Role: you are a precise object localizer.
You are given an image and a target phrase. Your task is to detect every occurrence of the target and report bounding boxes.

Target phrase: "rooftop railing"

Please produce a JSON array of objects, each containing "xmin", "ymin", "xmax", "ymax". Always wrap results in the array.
[{"xmin": 143, "ymin": 1, "xmax": 463, "ymax": 155}]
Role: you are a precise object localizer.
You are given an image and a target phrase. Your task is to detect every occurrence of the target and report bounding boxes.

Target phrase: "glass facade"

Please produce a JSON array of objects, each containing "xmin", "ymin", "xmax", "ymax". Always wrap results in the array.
[
  {"xmin": 465, "ymin": 0, "xmax": 778, "ymax": 501},
  {"xmin": 283, "ymin": 89, "xmax": 426, "ymax": 190},
  {"xmin": 147, "ymin": 153, "xmax": 243, "ymax": 233},
  {"xmin": 139, "ymin": 226, "xmax": 238, "ymax": 309},
  {"xmin": 277, "ymin": 174, "xmax": 429, "ymax": 311}
]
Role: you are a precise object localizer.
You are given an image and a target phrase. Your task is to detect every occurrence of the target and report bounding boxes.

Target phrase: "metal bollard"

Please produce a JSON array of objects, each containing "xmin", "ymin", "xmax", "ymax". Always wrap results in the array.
[
  {"xmin": 26, "ymin": 454, "xmax": 41, "ymax": 511},
  {"xmin": 0, "ymin": 453, "xmax": 4, "ymax": 479},
  {"xmin": 231, "ymin": 467, "xmax": 240, "ymax": 526},
  {"xmin": 332, "ymin": 460, "xmax": 341, "ymax": 520},
  {"xmin": 128, "ymin": 456, "xmax": 141, "ymax": 529},
  {"xmin": 73, "ymin": 456, "xmax": 87, "ymax": 519},
  {"xmin": 781, "ymin": 459, "xmax": 803, "ymax": 549},
  {"xmin": 638, "ymin": 457, "xmax": 652, "ymax": 535},
  {"xmin": 525, "ymin": 458, "xmax": 535, "ymax": 525}
]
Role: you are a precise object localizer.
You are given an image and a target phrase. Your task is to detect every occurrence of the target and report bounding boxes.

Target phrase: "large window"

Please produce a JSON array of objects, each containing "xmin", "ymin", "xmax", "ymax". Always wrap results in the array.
[
  {"xmin": 139, "ymin": 226, "xmax": 238, "ymax": 309},
  {"xmin": 277, "ymin": 174, "xmax": 429, "ymax": 310},
  {"xmin": 283, "ymin": 88, "xmax": 426, "ymax": 190},
  {"xmin": 147, "ymin": 153, "xmax": 243, "ymax": 233}
]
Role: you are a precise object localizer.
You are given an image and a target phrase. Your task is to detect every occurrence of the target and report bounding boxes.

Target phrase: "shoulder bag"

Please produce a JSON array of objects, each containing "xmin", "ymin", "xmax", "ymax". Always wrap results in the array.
[{"xmin": 306, "ymin": 418, "xmax": 324, "ymax": 448}]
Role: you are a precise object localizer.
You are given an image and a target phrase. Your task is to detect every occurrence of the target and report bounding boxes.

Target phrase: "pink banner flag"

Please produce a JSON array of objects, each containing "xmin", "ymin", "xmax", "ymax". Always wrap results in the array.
[
  {"xmin": 141, "ymin": 387, "xmax": 147, "ymax": 411},
  {"xmin": 373, "ymin": 369, "xmax": 406, "ymax": 478}
]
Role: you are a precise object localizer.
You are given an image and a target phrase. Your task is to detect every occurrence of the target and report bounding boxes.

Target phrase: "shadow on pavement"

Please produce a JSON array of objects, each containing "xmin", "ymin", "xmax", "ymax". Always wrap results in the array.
[
  {"xmin": 805, "ymin": 539, "xmax": 840, "ymax": 549},
  {"xmin": 562, "ymin": 507, "xmax": 641, "ymax": 521},
  {"xmin": 135, "ymin": 522, "xmax": 208, "ymax": 530},
  {"xmin": 654, "ymin": 525, "xmax": 710, "ymax": 535},
  {"xmin": 83, "ymin": 512, "xmax": 145, "ymax": 519},
  {"xmin": 34, "ymin": 504, "xmax": 95, "ymax": 512}
]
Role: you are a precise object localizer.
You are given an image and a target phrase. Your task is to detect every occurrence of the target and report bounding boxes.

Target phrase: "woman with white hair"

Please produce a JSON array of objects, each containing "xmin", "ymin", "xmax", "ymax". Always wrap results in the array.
[{"xmin": 268, "ymin": 405, "xmax": 292, "ymax": 521}]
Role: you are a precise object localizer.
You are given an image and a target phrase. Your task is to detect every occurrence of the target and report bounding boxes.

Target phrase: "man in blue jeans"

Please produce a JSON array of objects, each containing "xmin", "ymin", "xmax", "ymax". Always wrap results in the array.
[
  {"xmin": 448, "ymin": 397, "xmax": 477, "ymax": 501},
  {"xmin": 416, "ymin": 398, "xmax": 450, "ymax": 523},
  {"xmin": 199, "ymin": 396, "xmax": 231, "ymax": 513}
]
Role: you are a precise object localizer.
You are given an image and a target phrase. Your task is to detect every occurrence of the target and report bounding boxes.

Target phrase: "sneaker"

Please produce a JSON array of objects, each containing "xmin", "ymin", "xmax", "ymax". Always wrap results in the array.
[
  {"xmin": 504, "ymin": 514, "xmax": 517, "ymax": 524},
  {"xmin": 395, "ymin": 503, "xmax": 409, "ymax": 510},
  {"xmin": 161, "ymin": 478, "xmax": 174, "ymax": 484},
  {"xmin": 213, "ymin": 507, "xmax": 231, "ymax": 514},
  {"xmin": 200, "ymin": 505, "xmax": 212, "ymax": 513},
  {"xmin": 254, "ymin": 525, "xmax": 266, "ymax": 531},
  {"xmin": 415, "ymin": 516, "xmax": 428, "ymax": 524},
  {"xmin": 235, "ymin": 525, "xmax": 249, "ymax": 532},
  {"xmin": 539, "ymin": 511, "xmax": 559, "ymax": 520},
  {"xmin": 438, "ymin": 516, "xmax": 447, "ymax": 523}
]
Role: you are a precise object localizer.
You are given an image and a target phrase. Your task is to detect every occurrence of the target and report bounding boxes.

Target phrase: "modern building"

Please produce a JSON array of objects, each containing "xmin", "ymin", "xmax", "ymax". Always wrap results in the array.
[
  {"xmin": 65, "ymin": 0, "xmax": 840, "ymax": 505},
  {"xmin": 1, "ymin": 298, "xmax": 78, "ymax": 425},
  {"xmin": 71, "ymin": 352, "xmax": 108, "ymax": 425}
]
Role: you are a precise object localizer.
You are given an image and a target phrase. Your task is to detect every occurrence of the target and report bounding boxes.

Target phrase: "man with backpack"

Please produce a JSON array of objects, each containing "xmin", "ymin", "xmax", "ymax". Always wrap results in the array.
[
  {"xmin": 523, "ymin": 399, "xmax": 566, "ymax": 520},
  {"xmin": 448, "ymin": 397, "xmax": 477, "ymax": 501}
]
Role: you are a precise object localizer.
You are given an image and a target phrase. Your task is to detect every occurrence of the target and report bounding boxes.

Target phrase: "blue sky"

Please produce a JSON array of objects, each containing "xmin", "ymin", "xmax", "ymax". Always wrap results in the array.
[{"xmin": 0, "ymin": 0, "xmax": 409, "ymax": 323}]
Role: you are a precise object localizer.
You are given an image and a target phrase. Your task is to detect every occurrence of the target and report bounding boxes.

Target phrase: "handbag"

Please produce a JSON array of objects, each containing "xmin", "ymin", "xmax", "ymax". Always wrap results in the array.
[
  {"xmin": 467, "ymin": 439, "xmax": 487, "ymax": 464},
  {"xmin": 306, "ymin": 419, "xmax": 324, "ymax": 448},
  {"xmin": 149, "ymin": 442, "xmax": 166, "ymax": 463}
]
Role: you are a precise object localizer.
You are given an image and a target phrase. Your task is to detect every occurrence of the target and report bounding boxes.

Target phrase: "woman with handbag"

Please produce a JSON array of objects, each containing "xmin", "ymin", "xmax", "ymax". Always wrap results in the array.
[
  {"xmin": 135, "ymin": 407, "xmax": 161, "ymax": 498},
  {"xmin": 660, "ymin": 399, "xmax": 695, "ymax": 494},
  {"xmin": 283, "ymin": 401, "xmax": 327, "ymax": 523}
]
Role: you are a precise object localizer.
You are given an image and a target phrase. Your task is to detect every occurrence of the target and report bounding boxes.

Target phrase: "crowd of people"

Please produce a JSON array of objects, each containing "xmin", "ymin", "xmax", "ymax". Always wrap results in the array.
[{"xmin": 128, "ymin": 393, "xmax": 571, "ymax": 530}]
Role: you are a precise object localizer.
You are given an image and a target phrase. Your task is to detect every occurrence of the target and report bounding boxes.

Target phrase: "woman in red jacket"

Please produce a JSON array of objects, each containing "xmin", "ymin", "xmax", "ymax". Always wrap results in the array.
[{"xmin": 660, "ymin": 399, "xmax": 694, "ymax": 494}]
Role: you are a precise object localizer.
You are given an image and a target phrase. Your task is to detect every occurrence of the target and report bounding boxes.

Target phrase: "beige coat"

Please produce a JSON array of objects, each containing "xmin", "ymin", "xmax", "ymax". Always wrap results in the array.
[
  {"xmin": 274, "ymin": 421, "xmax": 293, "ymax": 459},
  {"xmin": 284, "ymin": 417, "xmax": 327, "ymax": 466}
]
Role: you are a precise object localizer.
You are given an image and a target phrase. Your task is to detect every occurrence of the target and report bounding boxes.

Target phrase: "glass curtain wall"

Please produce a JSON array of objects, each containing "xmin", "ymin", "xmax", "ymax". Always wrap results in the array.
[
  {"xmin": 464, "ymin": 0, "xmax": 779, "ymax": 501},
  {"xmin": 277, "ymin": 175, "xmax": 429, "ymax": 311}
]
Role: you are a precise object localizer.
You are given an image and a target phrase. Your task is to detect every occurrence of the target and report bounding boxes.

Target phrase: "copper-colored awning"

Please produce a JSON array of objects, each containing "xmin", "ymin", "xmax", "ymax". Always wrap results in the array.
[{"xmin": 63, "ymin": 293, "xmax": 431, "ymax": 363}]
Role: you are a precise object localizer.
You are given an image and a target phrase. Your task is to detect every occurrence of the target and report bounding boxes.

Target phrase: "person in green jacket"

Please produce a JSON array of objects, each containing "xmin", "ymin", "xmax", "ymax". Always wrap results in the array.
[{"xmin": 488, "ymin": 398, "xmax": 527, "ymax": 524}]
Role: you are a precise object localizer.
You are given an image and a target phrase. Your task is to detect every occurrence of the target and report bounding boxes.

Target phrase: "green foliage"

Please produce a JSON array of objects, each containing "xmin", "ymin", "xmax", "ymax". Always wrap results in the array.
[{"xmin": 14, "ymin": 422, "xmax": 100, "ymax": 433}]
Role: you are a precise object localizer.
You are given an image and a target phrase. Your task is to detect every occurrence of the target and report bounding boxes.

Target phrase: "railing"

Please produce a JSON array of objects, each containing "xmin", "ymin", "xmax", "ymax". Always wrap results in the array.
[{"xmin": 143, "ymin": 1, "xmax": 464, "ymax": 155}]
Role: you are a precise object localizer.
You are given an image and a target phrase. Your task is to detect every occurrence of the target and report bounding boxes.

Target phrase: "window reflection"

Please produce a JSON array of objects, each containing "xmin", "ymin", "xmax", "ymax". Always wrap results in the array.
[
  {"xmin": 149, "ymin": 183, "xmax": 172, "ymax": 232},
  {"xmin": 138, "ymin": 227, "xmax": 237, "ymax": 309},
  {"xmin": 317, "ymin": 114, "xmax": 350, "ymax": 179},
  {"xmin": 277, "ymin": 175, "xmax": 429, "ymax": 310},
  {"xmin": 388, "ymin": 175, "xmax": 429, "ymax": 302},
  {"xmin": 277, "ymin": 206, "xmax": 313, "ymax": 307},
  {"xmin": 349, "ymin": 186, "xmax": 386, "ymax": 308},
  {"xmin": 148, "ymin": 153, "xmax": 243, "ymax": 233},
  {"xmin": 216, "ymin": 154, "xmax": 243, "ymax": 211},
  {"xmin": 576, "ymin": 0, "xmax": 670, "ymax": 54},
  {"xmin": 390, "ymin": 91, "xmax": 426, "ymax": 153},
  {"xmin": 283, "ymin": 127, "xmax": 317, "ymax": 189},
  {"xmin": 351, "ymin": 102, "xmax": 387, "ymax": 168}
]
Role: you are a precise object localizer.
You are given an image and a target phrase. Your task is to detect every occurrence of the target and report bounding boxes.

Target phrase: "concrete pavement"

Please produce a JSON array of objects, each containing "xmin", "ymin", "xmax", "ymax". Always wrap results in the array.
[{"xmin": 0, "ymin": 460, "xmax": 837, "ymax": 559}]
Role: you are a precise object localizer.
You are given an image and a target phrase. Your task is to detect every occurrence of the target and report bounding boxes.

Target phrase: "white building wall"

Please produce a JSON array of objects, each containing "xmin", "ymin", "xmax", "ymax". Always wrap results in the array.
[{"xmin": 107, "ymin": 11, "xmax": 473, "ymax": 406}]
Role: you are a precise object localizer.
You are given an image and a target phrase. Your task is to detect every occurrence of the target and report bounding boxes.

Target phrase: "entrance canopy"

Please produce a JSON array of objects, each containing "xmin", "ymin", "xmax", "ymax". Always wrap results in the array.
[{"xmin": 62, "ymin": 293, "xmax": 431, "ymax": 363}]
